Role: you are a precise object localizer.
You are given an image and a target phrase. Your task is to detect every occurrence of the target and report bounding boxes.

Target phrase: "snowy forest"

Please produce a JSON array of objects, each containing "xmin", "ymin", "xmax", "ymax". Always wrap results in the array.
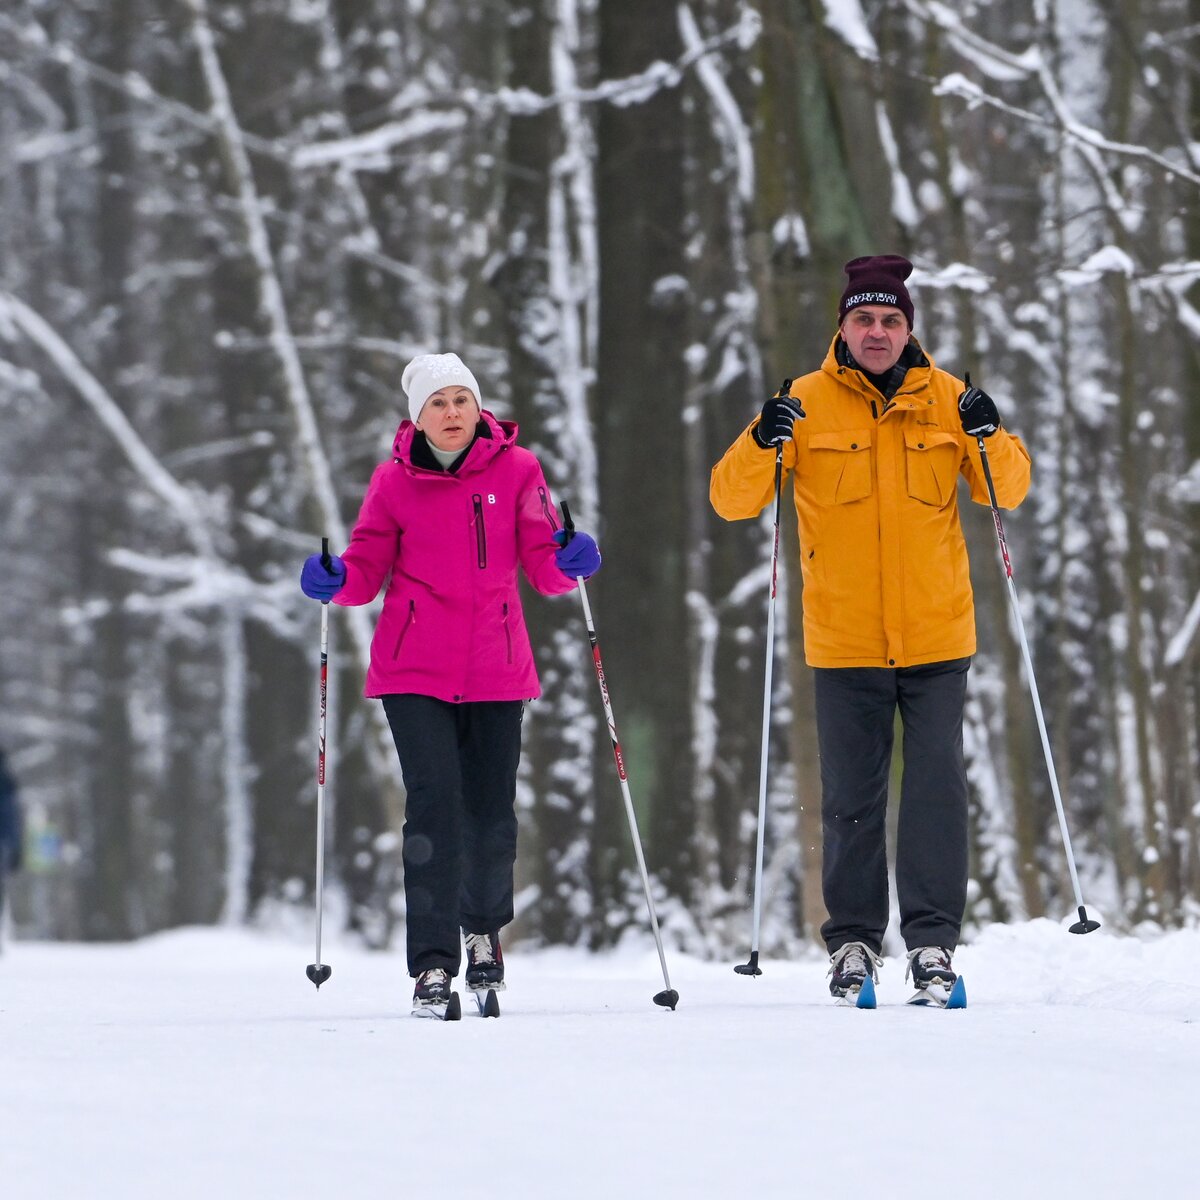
[{"xmin": 1, "ymin": 0, "xmax": 1197, "ymax": 952}]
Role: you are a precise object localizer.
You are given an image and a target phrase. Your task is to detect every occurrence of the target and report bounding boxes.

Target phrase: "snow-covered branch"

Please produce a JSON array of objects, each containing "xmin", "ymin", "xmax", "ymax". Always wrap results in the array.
[
  {"xmin": 678, "ymin": 3, "xmax": 755, "ymax": 204},
  {"xmin": 186, "ymin": 0, "xmax": 341, "ymax": 538},
  {"xmin": 291, "ymin": 109, "xmax": 469, "ymax": 170},
  {"xmin": 106, "ymin": 549, "xmax": 304, "ymax": 630},
  {"xmin": 0, "ymin": 11, "xmax": 286, "ymax": 163},
  {"xmin": 920, "ymin": 23, "xmax": 1200, "ymax": 192},
  {"xmin": 0, "ymin": 285, "xmax": 259, "ymax": 928},
  {"xmin": 293, "ymin": 8, "xmax": 760, "ymax": 171},
  {"xmin": 183, "ymin": 0, "xmax": 380, "ymax": 647},
  {"xmin": 1165, "ymin": 591, "xmax": 1200, "ymax": 668},
  {"xmin": 899, "ymin": 0, "xmax": 1040, "ymax": 81},
  {"xmin": 0, "ymin": 290, "xmax": 217, "ymax": 557}
]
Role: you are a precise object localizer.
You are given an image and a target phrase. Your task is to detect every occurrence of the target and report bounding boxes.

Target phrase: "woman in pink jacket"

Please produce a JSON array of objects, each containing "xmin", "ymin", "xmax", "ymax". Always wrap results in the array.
[{"xmin": 300, "ymin": 353, "xmax": 600, "ymax": 1016}]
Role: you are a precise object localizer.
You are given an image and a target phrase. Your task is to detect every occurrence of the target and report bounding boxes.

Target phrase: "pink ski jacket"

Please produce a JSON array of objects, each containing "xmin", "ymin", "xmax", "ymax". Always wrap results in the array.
[{"xmin": 333, "ymin": 410, "xmax": 575, "ymax": 702}]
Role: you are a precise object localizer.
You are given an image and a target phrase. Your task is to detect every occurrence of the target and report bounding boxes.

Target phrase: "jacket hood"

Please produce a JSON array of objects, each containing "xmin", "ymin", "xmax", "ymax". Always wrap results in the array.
[{"xmin": 391, "ymin": 408, "xmax": 518, "ymax": 473}]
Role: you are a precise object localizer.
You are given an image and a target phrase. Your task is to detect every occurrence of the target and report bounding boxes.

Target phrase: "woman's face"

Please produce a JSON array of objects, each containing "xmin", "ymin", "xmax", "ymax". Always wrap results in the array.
[{"xmin": 417, "ymin": 387, "xmax": 480, "ymax": 452}]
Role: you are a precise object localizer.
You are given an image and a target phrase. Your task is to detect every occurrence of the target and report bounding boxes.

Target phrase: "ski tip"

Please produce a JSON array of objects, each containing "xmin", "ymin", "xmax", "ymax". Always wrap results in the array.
[
  {"xmin": 654, "ymin": 988, "xmax": 680, "ymax": 1011},
  {"xmin": 946, "ymin": 976, "xmax": 967, "ymax": 1009},
  {"xmin": 476, "ymin": 989, "xmax": 501, "ymax": 1018},
  {"xmin": 855, "ymin": 976, "xmax": 877, "ymax": 1009},
  {"xmin": 445, "ymin": 992, "xmax": 462, "ymax": 1021},
  {"xmin": 306, "ymin": 963, "xmax": 332, "ymax": 989}
]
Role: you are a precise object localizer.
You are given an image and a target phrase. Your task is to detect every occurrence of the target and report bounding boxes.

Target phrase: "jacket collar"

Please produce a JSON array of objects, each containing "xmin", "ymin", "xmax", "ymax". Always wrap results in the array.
[
  {"xmin": 824, "ymin": 334, "xmax": 933, "ymax": 402},
  {"xmin": 392, "ymin": 408, "xmax": 517, "ymax": 476}
]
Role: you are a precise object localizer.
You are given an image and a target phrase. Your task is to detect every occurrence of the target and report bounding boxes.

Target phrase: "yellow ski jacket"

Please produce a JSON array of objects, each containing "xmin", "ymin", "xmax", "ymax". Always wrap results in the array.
[{"xmin": 710, "ymin": 337, "xmax": 1031, "ymax": 668}]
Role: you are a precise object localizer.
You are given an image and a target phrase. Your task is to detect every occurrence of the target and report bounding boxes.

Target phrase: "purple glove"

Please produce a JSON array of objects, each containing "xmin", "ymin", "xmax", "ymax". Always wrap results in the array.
[
  {"xmin": 553, "ymin": 530, "xmax": 601, "ymax": 580},
  {"xmin": 300, "ymin": 553, "xmax": 346, "ymax": 601}
]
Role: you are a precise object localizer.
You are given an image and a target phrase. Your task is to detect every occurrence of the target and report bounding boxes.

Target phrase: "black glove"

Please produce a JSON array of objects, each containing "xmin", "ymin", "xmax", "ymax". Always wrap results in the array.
[
  {"xmin": 752, "ymin": 394, "xmax": 806, "ymax": 448},
  {"xmin": 958, "ymin": 386, "xmax": 1001, "ymax": 438}
]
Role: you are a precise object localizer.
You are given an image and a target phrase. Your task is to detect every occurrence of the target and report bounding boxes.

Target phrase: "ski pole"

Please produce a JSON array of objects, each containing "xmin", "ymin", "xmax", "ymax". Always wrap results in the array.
[
  {"xmin": 560, "ymin": 502, "xmax": 678, "ymax": 1011},
  {"xmin": 306, "ymin": 537, "xmax": 335, "ymax": 988},
  {"xmin": 735, "ymin": 440, "xmax": 785, "ymax": 977},
  {"xmin": 735, "ymin": 378, "xmax": 795, "ymax": 975},
  {"xmin": 966, "ymin": 379, "xmax": 1099, "ymax": 935}
]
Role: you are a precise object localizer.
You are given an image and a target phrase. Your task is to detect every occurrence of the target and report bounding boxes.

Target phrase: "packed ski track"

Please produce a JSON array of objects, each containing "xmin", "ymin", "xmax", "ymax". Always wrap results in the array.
[{"xmin": 3, "ymin": 920, "xmax": 1196, "ymax": 1198}]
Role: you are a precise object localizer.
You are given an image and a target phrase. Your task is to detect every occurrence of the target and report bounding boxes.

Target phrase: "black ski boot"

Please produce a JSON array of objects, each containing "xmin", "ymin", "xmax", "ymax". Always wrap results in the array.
[
  {"xmin": 412, "ymin": 967, "xmax": 460, "ymax": 1019},
  {"xmin": 906, "ymin": 946, "xmax": 957, "ymax": 990},
  {"xmin": 464, "ymin": 931, "xmax": 505, "ymax": 992},
  {"xmin": 827, "ymin": 941, "xmax": 883, "ymax": 1000}
]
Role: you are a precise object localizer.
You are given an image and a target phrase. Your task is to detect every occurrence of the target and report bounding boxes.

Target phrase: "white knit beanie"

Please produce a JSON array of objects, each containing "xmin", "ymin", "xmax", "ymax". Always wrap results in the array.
[{"xmin": 401, "ymin": 352, "xmax": 481, "ymax": 423}]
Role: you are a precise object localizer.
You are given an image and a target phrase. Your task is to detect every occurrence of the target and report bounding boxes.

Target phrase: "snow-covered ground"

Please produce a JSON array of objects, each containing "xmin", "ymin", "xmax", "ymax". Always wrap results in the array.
[{"xmin": 3, "ymin": 919, "xmax": 1197, "ymax": 1199}]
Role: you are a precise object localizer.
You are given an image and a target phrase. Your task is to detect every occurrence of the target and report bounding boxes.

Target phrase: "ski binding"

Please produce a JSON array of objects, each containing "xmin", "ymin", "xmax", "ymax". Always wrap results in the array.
[
  {"xmin": 412, "ymin": 991, "xmax": 462, "ymax": 1021},
  {"xmin": 833, "ymin": 975, "xmax": 877, "ymax": 1009},
  {"xmin": 907, "ymin": 976, "xmax": 967, "ymax": 1009}
]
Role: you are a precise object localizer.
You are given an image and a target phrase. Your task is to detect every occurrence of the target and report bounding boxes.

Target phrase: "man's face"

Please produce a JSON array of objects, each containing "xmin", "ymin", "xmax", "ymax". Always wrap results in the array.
[{"xmin": 840, "ymin": 305, "xmax": 909, "ymax": 374}]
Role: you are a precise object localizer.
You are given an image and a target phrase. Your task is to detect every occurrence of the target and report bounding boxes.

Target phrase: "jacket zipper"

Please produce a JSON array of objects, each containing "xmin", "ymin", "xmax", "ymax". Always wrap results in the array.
[
  {"xmin": 503, "ymin": 602, "xmax": 512, "ymax": 664},
  {"xmin": 392, "ymin": 600, "xmax": 416, "ymax": 659},
  {"xmin": 473, "ymin": 495, "xmax": 487, "ymax": 568},
  {"xmin": 538, "ymin": 486, "xmax": 559, "ymax": 533}
]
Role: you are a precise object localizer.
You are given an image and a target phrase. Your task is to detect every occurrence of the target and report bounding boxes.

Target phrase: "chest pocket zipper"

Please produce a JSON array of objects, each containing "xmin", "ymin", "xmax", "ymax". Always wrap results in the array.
[
  {"xmin": 473, "ymin": 495, "xmax": 487, "ymax": 568},
  {"xmin": 392, "ymin": 600, "xmax": 416, "ymax": 659},
  {"xmin": 503, "ymin": 602, "xmax": 512, "ymax": 663}
]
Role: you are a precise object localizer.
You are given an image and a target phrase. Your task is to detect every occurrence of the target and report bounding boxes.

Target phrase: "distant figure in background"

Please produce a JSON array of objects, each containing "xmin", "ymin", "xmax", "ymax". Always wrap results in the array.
[
  {"xmin": 0, "ymin": 747, "xmax": 23, "ymax": 944},
  {"xmin": 299, "ymin": 352, "xmax": 601, "ymax": 1016}
]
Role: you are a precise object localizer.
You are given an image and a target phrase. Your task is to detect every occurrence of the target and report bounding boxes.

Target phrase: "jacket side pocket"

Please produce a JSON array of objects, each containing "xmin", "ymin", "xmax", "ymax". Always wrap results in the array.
[{"xmin": 392, "ymin": 599, "xmax": 416, "ymax": 659}]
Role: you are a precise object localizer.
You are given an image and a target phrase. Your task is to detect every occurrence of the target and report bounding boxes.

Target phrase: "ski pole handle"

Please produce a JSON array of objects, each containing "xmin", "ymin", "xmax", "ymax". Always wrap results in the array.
[
  {"xmin": 321, "ymin": 536, "xmax": 331, "ymax": 571},
  {"xmin": 560, "ymin": 500, "xmax": 576, "ymax": 543}
]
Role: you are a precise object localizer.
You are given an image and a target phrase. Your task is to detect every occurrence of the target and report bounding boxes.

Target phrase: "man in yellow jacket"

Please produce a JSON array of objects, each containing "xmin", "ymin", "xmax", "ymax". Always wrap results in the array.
[{"xmin": 710, "ymin": 254, "xmax": 1031, "ymax": 1003}]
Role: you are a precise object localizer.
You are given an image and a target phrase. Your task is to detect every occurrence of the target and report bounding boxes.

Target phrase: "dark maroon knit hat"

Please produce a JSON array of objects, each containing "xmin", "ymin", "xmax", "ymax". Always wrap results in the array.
[{"xmin": 838, "ymin": 254, "xmax": 915, "ymax": 327}]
